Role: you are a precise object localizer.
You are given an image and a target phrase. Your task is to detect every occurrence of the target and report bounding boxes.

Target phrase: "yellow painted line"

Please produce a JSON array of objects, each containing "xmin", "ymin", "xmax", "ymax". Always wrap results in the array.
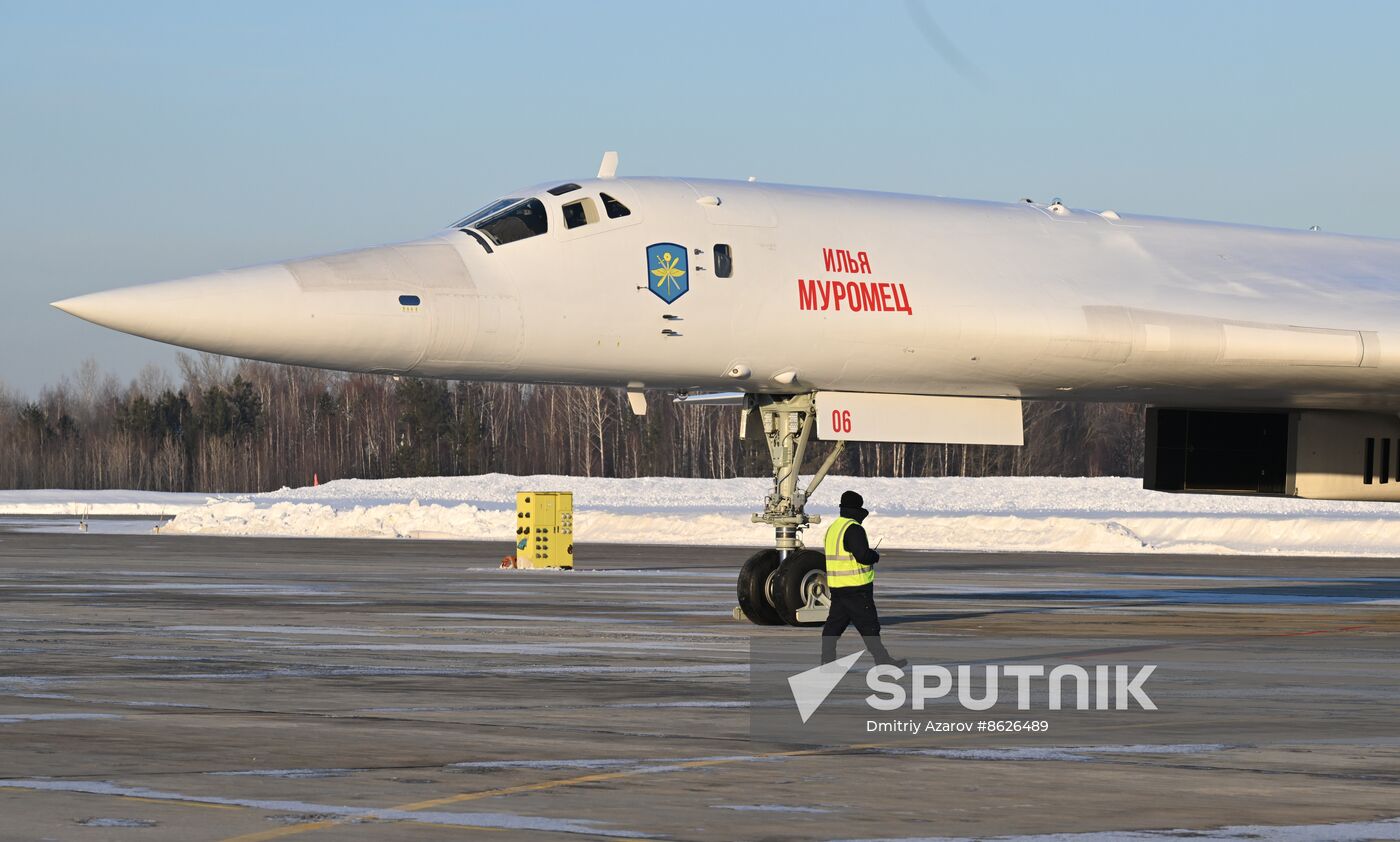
[
  {"xmin": 119, "ymin": 795, "xmax": 242, "ymax": 811},
  {"xmin": 407, "ymin": 821, "xmax": 503, "ymax": 832},
  {"xmin": 218, "ymin": 744, "xmax": 875, "ymax": 842},
  {"xmin": 396, "ymin": 742, "xmax": 876, "ymax": 813},
  {"xmin": 217, "ymin": 821, "xmax": 339, "ymax": 842}
]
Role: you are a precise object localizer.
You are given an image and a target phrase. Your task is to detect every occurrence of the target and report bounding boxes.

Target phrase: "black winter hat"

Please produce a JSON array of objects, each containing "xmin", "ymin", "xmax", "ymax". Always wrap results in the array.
[{"xmin": 839, "ymin": 490, "xmax": 864, "ymax": 509}]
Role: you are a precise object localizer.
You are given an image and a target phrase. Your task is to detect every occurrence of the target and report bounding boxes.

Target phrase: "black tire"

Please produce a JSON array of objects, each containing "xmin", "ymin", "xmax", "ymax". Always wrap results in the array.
[
  {"xmin": 772, "ymin": 549, "xmax": 828, "ymax": 627},
  {"xmin": 737, "ymin": 549, "xmax": 784, "ymax": 626}
]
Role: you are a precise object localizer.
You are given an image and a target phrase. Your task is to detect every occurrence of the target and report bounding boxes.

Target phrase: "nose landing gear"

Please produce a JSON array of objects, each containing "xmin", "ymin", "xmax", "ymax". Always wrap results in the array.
[
  {"xmin": 734, "ymin": 393, "xmax": 844, "ymax": 627},
  {"xmin": 737, "ymin": 549, "xmax": 783, "ymax": 626}
]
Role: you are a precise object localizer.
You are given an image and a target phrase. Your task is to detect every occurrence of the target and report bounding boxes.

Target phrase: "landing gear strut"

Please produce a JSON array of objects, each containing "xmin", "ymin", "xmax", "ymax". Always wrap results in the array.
[{"xmin": 734, "ymin": 393, "xmax": 845, "ymax": 627}]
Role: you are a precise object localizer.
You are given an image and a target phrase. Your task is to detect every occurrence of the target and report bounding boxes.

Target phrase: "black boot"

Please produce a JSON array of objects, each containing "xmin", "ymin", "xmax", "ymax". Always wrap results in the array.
[
  {"xmin": 863, "ymin": 635, "xmax": 907, "ymax": 669},
  {"xmin": 821, "ymin": 635, "xmax": 839, "ymax": 665}
]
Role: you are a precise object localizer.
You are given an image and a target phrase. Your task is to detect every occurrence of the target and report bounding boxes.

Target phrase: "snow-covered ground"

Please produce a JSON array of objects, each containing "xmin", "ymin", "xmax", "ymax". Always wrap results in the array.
[
  {"xmin": 5, "ymin": 475, "xmax": 1400, "ymax": 556},
  {"xmin": 0, "ymin": 489, "xmax": 212, "ymax": 517}
]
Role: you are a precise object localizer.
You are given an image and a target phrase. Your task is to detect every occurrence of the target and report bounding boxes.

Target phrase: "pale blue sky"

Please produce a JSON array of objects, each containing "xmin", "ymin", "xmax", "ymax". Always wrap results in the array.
[{"xmin": 3, "ymin": 1, "xmax": 1398, "ymax": 395}]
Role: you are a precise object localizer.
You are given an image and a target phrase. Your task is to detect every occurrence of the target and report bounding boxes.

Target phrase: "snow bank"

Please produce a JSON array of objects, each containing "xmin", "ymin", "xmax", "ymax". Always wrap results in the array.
[
  {"xmin": 0, "ymin": 489, "xmax": 210, "ymax": 517},
  {"xmin": 6, "ymin": 475, "xmax": 1400, "ymax": 555},
  {"xmin": 145, "ymin": 474, "xmax": 1400, "ymax": 556}
]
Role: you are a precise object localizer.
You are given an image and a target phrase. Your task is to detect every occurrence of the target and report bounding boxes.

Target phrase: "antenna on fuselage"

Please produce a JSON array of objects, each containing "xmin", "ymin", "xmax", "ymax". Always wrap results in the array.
[{"xmin": 597, "ymin": 151, "xmax": 618, "ymax": 179}]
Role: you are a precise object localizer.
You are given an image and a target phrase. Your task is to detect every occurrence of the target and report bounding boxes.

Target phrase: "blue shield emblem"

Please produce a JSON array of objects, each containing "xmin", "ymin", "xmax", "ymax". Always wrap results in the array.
[{"xmin": 646, "ymin": 243, "xmax": 689, "ymax": 304}]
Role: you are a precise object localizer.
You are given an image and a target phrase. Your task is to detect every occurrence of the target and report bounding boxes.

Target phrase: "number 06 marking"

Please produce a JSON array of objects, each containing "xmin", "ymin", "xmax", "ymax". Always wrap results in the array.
[{"xmin": 831, "ymin": 409, "xmax": 852, "ymax": 433}]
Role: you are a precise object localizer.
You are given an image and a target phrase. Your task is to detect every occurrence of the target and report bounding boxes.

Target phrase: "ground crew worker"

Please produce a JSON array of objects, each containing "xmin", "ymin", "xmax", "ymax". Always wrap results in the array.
[{"xmin": 822, "ymin": 490, "xmax": 906, "ymax": 667}]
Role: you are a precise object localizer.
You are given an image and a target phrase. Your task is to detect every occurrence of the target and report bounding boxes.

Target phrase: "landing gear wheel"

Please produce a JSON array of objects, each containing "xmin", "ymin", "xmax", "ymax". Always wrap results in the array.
[
  {"xmin": 772, "ymin": 549, "xmax": 828, "ymax": 627},
  {"xmin": 737, "ymin": 549, "xmax": 784, "ymax": 626}
]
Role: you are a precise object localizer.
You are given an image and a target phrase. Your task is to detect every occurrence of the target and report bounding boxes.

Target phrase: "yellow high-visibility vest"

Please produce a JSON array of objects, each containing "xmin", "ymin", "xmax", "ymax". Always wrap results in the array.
[{"xmin": 824, "ymin": 516, "xmax": 875, "ymax": 588}]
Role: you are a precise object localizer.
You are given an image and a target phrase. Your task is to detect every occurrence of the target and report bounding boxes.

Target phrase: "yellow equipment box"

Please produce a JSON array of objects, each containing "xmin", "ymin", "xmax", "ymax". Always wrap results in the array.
[{"xmin": 513, "ymin": 491, "xmax": 574, "ymax": 569}]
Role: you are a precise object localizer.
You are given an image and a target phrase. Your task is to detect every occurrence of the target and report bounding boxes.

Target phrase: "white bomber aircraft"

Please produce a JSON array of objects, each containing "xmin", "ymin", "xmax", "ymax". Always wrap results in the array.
[{"xmin": 53, "ymin": 152, "xmax": 1400, "ymax": 625}]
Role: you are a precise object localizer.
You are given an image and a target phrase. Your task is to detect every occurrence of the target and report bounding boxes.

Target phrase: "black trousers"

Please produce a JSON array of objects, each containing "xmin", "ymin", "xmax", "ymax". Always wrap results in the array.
[
  {"xmin": 822, "ymin": 583, "xmax": 881, "ymax": 638},
  {"xmin": 821, "ymin": 583, "xmax": 894, "ymax": 664}
]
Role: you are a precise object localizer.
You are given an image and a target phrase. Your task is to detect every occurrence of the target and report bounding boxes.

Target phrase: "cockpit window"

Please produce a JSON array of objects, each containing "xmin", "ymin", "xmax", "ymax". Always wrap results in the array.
[
  {"xmin": 600, "ymin": 192, "xmax": 631, "ymax": 219},
  {"xmin": 562, "ymin": 197, "xmax": 599, "ymax": 230},
  {"xmin": 451, "ymin": 198, "xmax": 520, "ymax": 229},
  {"xmin": 476, "ymin": 198, "xmax": 548, "ymax": 245},
  {"xmin": 547, "ymin": 183, "xmax": 581, "ymax": 196}
]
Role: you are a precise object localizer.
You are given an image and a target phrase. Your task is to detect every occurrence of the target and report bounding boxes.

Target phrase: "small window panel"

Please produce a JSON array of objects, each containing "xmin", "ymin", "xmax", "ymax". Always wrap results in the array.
[
  {"xmin": 547, "ymin": 183, "xmax": 581, "ymax": 196},
  {"xmin": 562, "ymin": 198, "xmax": 600, "ymax": 230},
  {"xmin": 601, "ymin": 192, "xmax": 631, "ymax": 219},
  {"xmin": 451, "ymin": 198, "xmax": 520, "ymax": 229},
  {"xmin": 713, "ymin": 243, "xmax": 733, "ymax": 278},
  {"xmin": 398, "ymin": 294, "xmax": 421, "ymax": 308},
  {"xmin": 477, "ymin": 198, "xmax": 549, "ymax": 245}
]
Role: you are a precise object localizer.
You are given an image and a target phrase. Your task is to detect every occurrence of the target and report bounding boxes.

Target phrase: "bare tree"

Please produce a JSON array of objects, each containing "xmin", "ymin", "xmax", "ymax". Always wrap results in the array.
[{"xmin": 0, "ymin": 359, "xmax": 1147, "ymax": 491}]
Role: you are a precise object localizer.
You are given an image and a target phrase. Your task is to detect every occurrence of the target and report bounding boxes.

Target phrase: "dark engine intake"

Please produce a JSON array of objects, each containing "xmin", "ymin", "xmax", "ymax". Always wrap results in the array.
[{"xmin": 1145, "ymin": 407, "xmax": 1400, "ymax": 502}]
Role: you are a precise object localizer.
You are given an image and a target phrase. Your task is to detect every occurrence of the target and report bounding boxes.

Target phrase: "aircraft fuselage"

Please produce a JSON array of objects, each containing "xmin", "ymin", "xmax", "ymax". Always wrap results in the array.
[{"xmin": 54, "ymin": 175, "xmax": 1400, "ymax": 411}]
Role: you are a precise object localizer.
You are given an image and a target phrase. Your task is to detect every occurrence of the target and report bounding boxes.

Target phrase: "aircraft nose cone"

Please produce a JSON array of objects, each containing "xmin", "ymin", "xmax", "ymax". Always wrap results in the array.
[
  {"xmin": 52, "ymin": 289, "xmax": 140, "ymax": 323},
  {"xmin": 51, "ymin": 247, "xmax": 443, "ymax": 374},
  {"xmin": 50, "ymin": 294, "xmax": 99, "ymax": 320},
  {"xmin": 51, "ymin": 264, "xmax": 301, "ymax": 352}
]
